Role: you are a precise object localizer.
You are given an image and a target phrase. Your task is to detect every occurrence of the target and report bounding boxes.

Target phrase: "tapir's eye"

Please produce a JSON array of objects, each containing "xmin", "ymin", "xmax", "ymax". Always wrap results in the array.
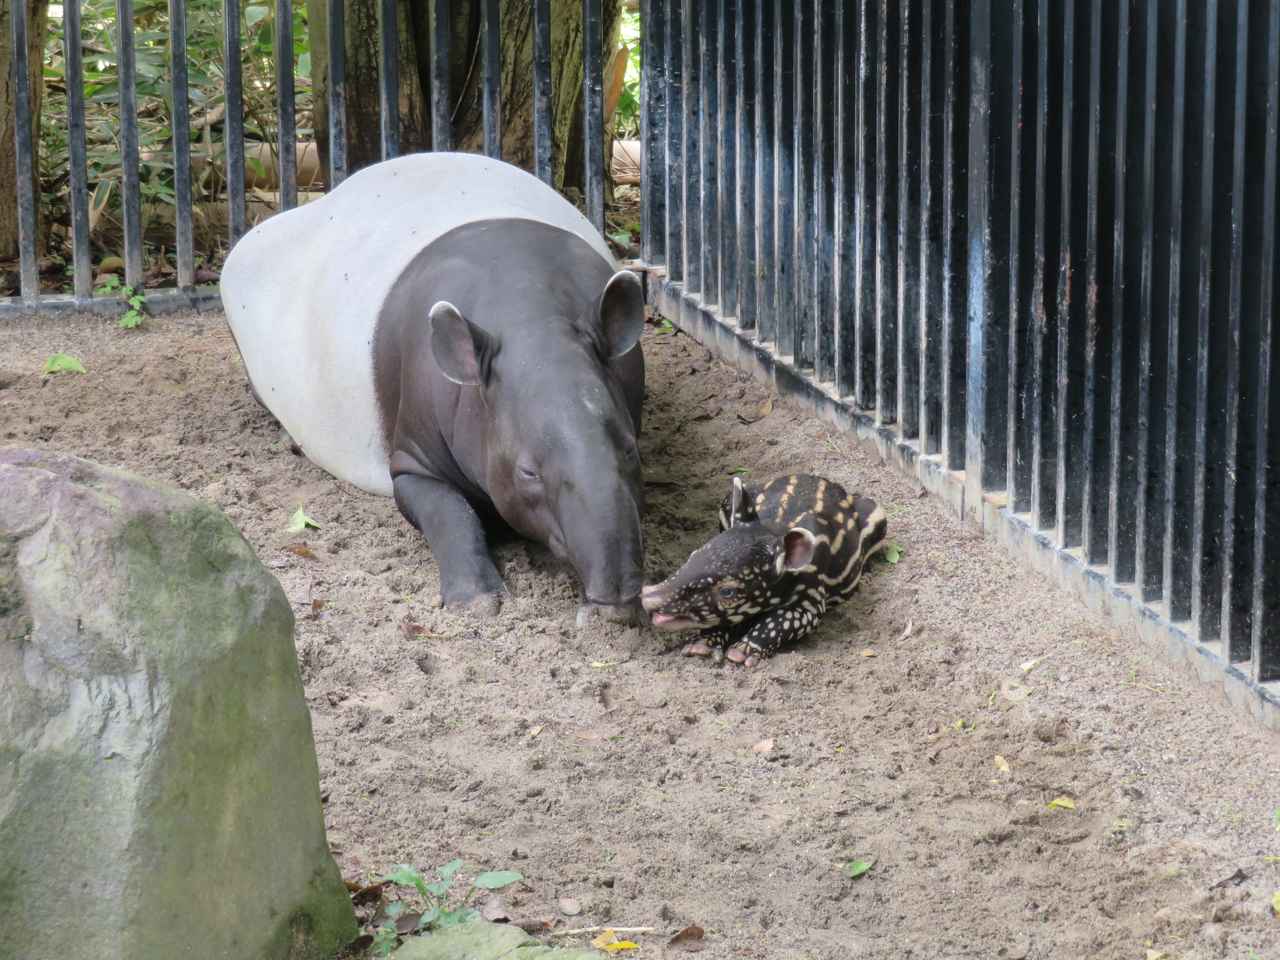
[{"xmin": 517, "ymin": 464, "xmax": 540, "ymax": 482}]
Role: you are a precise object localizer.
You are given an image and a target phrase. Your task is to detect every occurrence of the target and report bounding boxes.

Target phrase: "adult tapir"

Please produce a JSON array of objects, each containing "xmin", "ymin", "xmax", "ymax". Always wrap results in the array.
[{"xmin": 220, "ymin": 151, "xmax": 646, "ymax": 620}]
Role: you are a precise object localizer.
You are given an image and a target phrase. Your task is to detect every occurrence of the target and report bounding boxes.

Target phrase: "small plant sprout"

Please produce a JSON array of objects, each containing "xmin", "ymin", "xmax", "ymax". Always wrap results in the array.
[{"xmin": 117, "ymin": 285, "xmax": 146, "ymax": 329}]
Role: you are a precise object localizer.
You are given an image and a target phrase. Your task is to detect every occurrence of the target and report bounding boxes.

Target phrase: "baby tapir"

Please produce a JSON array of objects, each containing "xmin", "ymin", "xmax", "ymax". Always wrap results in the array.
[{"xmin": 640, "ymin": 473, "xmax": 888, "ymax": 667}]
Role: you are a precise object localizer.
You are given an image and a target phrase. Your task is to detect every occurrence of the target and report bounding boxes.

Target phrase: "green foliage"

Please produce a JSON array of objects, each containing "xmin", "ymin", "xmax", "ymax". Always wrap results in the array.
[
  {"xmin": 119, "ymin": 285, "xmax": 146, "ymax": 328},
  {"xmin": 43, "ymin": 353, "xmax": 87, "ymax": 375},
  {"xmin": 882, "ymin": 542, "xmax": 903, "ymax": 564},
  {"xmin": 366, "ymin": 860, "xmax": 522, "ymax": 952},
  {"xmin": 613, "ymin": 9, "xmax": 642, "ymax": 138}
]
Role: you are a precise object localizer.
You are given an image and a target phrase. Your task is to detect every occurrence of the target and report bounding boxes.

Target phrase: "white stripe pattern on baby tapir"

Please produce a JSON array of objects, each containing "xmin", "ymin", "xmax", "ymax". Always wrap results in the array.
[{"xmin": 219, "ymin": 151, "xmax": 617, "ymax": 497}]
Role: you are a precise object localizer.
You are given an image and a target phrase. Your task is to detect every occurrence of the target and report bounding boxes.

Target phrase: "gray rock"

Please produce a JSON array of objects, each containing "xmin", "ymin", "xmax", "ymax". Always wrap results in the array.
[
  {"xmin": 0, "ymin": 449, "xmax": 356, "ymax": 960},
  {"xmin": 392, "ymin": 922, "xmax": 601, "ymax": 959}
]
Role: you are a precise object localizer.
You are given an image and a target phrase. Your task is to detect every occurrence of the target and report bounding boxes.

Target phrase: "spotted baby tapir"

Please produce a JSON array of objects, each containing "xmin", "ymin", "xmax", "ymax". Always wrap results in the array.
[{"xmin": 641, "ymin": 473, "xmax": 888, "ymax": 667}]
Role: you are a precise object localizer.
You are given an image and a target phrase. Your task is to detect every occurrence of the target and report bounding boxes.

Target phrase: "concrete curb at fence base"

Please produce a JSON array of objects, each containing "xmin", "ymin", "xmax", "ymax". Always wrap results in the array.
[{"xmin": 638, "ymin": 266, "xmax": 1280, "ymax": 736}]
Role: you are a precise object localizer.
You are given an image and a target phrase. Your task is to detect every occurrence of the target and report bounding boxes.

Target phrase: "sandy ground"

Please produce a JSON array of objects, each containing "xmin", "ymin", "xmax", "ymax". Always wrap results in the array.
[{"xmin": 3, "ymin": 310, "xmax": 1279, "ymax": 960}]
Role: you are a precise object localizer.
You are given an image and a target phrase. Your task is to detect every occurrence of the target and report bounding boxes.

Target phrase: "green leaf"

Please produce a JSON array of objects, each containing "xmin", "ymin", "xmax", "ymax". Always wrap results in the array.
[
  {"xmin": 297, "ymin": 52, "xmax": 311, "ymax": 75},
  {"xmin": 382, "ymin": 864, "xmax": 424, "ymax": 889},
  {"xmin": 844, "ymin": 858, "xmax": 875, "ymax": 879},
  {"xmin": 883, "ymin": 542, "xmax": 903, "ymax": 564},
  {"xmin": 286, "ymin": 506, "xmax": 320, "ymax": 533},
  {"xmin": 118, "ymin": 309, "xmax": 143, "ymax": 330},
  {"xmin": 472, "ymin": 870, "xmax": 522, "ymax": 890},
  {"xmin": 44, "ymin": 353, "xmax": 86, "ymax": 375},
  {"xmin": 730, "ymin": 467, "xmax": 750, "ymax": 477},
  {"xmin": 438, "ymin": 857, "xmax": 464, "ymax": 882},
  {"xmin": 416, "ymin": 906, "xmax": 441, "ymax": 930},
  {"xmin": 425, "ymin": 880, "xmax": 449, "ymax": 898},
  {"xmin": 609, "ymin": 230, "xmax": 631, "ymax": 248}
]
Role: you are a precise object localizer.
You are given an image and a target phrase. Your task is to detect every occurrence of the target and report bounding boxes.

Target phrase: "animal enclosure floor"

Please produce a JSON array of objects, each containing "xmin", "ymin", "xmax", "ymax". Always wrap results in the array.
[{"xmin": 3, "ymin": 313, "xmax": 1278, "ymax": 960}]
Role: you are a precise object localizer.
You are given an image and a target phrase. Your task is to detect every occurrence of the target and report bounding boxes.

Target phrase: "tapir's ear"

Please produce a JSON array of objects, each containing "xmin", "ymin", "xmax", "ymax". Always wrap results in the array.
[
  {"xmin": 429, "ymin": 301, "xmax": 495, "ymax": 386},
  {"xmin": 598, "ymin": 269, "xmax": 645, "ymax": 359},
  {"xmin": 777, "ymin": 528, "xmax": 817, "ymax": 573}
]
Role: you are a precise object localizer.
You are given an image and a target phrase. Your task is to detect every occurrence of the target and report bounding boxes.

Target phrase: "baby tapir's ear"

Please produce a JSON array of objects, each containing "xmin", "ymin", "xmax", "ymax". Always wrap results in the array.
[
  {"xmin": 598, "ymin": 269, "xmax": 645, "ymax": 359},
  {"xmin": 728, "ymin": 476, "xmax": 745, "ymax": 528},
  {"xmin": 429, "ymin": 301, "xmax": 497, "ymax": 386},
  {"xmin": 777, "ymin": 528, "xmax": 817, "ymax": 572}
]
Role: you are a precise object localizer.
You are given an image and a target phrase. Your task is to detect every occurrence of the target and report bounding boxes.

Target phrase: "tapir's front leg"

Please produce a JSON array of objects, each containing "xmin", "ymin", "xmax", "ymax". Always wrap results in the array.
[{"xmin": 393, "ymin": 474, "xmax": 507, "ymax": 616}]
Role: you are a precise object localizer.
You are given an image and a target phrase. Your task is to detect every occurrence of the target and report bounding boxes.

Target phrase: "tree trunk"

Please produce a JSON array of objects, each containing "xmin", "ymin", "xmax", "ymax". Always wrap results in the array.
[
  {"xmin": 0, "ymin": 0, "xmax": 50, "ymax": 261},
  {"xmin": 306, "ymin": 0, "xmax": 620, "ymax": 193}
]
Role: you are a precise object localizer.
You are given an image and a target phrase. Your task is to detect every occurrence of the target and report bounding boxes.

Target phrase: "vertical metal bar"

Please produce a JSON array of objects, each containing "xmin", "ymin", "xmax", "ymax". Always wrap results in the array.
[
  {"xmin": 701, "ymin": 0, "xmax": 720, "ymax": 307},
  {"xmin": 793, "ymin": 0, "xmax": 814, "ymax": 367},
  {"xmin": 327, "ymin": 0, "xmax": 348, "ymax": 185},
  {"xmin": 533, "ymin": 0, "xmax": 553, "ymax": 183},
  {"xmin": 1222, "ymin": 0, "xmax": 1264, "ymax": 661},
  {"xmin": 582, "ymin": 0, "xmax": 604, "ymax": 232},
  {"xmin": 9, "ymin": 0, "xmax": 38, "ymax": 303},
  {"xmin": 896, "ymin": 0, "xmax": 920, "ymax": 440},
  {"xmin": 378, "ymin": 0, "xmax": 399, "ymax": 160},
  {"xmin": 854, "ymin": 0, "xmax": 878, "ymax": 407},
  {"xmin": 1251, "ymin": 0, "xmax": 1280, "ymax": 683},
  {"xmin": 65, "ymin": 0, "xmax": 93, "ymax": 300},
  {"xmin": 875, "ymin": 0, "xmax": 899, "ymax": 424},
  {"xmin": 1030, "ymin": 0, "xmax": 1057, "ymax": 531},
  {"xmin": 774, "ymin": 0, "xmax": 795, "ymax": 352},
  {"xmin": 1134, "ymin": 0, "xmax": 1165, "ymax": 601},
  {"xmin": 834, "ymin": 0, "xmax": 853, "ymax": 393},
  {"xmin": 116, "ymin": 0, "xmax": 144, "ymax": 287},
  {"xmin": 1190, "ymin": 0, "xmax": 1231, "ymax": 641},
  {"xmin": 920, "ymin": 0, "xmax": 941, "ymax": 451},
  {"xmin": 813, "ymin": 0, "xmax": 834, "ymax": 379},
  {"xmin": 1109, "ymin": 0, "xmax": 1142, "ymax": 583},
  {"xmin": 684, "ymin": 0, "xmax": 703, "ymax": 293},
  {"xmin": 1007, "ymin": 0, "xmax": 1035, "ymax": 511},
  {"xmin": 482, "ymin": 0, "xmax": 502, "ymax": 158},
  {"xmin": 663, "ymin": 0, "xmax": 682, "ymax": 276},
  {"xmin": 737, "ymin": 0, "xmax": 757, "ymax": 331},
  {"xmin": 1080, "ymin": 0, "xmax": 1107, "ymax": 564},
  {"xmin": 1160, "ymin": 0, "xmax": 1191, "ymax": 615},
  {"xmin": 965, "ymin": 0, "xmax": 1013, "ymax": 517},
  {"xmin": 1054, "ymin": 0, "xmax": 1087, "ymax": 549},
  {"xmin": 719, "ymin": 0, "xmax": 738, "ymax": 317},
  {"xmin": 640, "ymin": 0, "xmax": 665, "ymax": 265},
  {"xmin": 940, "ymin": 0, "xmax": 967, "ymax": 472},
  {"xmin": 431, "ymin": 0, "xmax": 452, "ymax": 151},
  {"xmin": 223, "ymin": 0, "xmax": 246, "ymax": 244},
  {"xmin": 273, "ymin": 0, "xmax": 298, "ymax": 212},
  {"xmin": 755, "ymin": 0, "xmax": 776, "ymax": 341}
]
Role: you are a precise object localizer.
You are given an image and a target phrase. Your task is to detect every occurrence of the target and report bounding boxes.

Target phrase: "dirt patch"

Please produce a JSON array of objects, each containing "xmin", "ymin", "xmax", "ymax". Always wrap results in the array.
[{"xmin": 3, "ymin": 312, "xmax": 1278, "ymax": 959}]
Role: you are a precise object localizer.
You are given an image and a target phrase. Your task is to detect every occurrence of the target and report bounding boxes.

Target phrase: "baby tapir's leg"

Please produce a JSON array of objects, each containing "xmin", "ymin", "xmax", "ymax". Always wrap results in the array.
[
  {"xmin": 682, "ymin": 625, "xmax": 742, "ymax": 660},
  {"xmin": 725, "ymin": 595, "xmax": 827, "ymax": 667}
]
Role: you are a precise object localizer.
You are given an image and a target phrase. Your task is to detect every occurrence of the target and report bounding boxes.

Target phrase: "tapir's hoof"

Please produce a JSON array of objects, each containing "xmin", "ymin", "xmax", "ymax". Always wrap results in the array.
[
  {"xmin": 445, "ymin": 591, "xmax": 504, "ymax": 618},
  {"xmin": 576, "ymin": 602, "xmax": 639, "ymax": 629}
]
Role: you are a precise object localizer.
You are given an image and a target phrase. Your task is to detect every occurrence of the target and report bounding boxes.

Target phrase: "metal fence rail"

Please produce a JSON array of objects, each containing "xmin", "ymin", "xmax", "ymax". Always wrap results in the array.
[
  {"xmin": 2, "ymin": 0, "xmax": 610, "ymax": 317},
  {"xmin": 639, "ymin": 0, "xmax": 1279, "ymax": 723}
]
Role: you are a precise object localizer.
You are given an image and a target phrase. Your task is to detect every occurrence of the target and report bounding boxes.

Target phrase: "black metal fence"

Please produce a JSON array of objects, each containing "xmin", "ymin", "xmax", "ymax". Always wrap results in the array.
[
  {"xmin": 1, "ymin": 0, "xmax": 613, "ymax": 316},
  {"xmin": 637, "ymin": 0, "xmax": 1279, "ymax": 713},
  {"xmin": 7, "ymin": 1, "xmax": 1278, "ymax": 717}
]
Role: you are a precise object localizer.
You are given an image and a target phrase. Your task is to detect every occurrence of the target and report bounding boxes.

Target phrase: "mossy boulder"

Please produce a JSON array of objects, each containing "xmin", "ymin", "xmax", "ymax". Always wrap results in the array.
[
  {"xmin": 0, "ymin": 448, "xmax": 356, "ymax": 960},
  {"xmin": 391, "ymin": 922, "xmax": 601, "ymax": 960}
]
